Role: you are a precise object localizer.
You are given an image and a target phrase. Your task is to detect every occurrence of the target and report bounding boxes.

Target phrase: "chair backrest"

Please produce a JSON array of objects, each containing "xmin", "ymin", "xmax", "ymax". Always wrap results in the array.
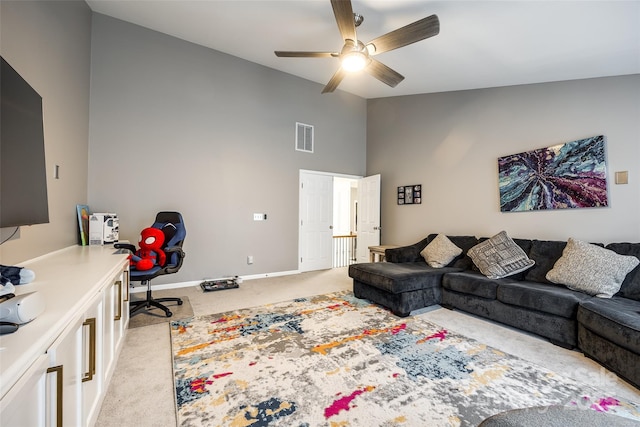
[{"xmin": 151, "ymin": 211, "xmax": 186, "ymax": 267}]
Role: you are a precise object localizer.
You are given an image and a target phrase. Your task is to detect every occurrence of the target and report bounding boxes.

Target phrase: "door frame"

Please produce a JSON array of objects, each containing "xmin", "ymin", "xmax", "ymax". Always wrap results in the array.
[{"xmin": 298, "ymin": 169, "xmax": 362, "ymax": 272}]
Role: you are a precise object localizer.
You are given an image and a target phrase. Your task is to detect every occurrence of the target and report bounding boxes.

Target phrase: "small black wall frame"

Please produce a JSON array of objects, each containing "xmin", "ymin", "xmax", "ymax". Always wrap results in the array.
[{"xmin": 398, "ymin": 185, "xmax": 421, "ymax": 205}]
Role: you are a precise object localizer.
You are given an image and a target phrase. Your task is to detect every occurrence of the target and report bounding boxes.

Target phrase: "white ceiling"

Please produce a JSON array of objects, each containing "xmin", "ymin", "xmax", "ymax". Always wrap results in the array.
[{"xmin": 85, "ymin": 0, "xmax": 640, "ymax": 99}]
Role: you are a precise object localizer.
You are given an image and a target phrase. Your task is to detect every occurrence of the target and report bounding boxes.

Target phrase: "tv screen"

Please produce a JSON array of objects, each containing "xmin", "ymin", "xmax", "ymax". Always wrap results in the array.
[{"xmin": 1, "ymin": 56, "xmax": 49, "ymax": 228}]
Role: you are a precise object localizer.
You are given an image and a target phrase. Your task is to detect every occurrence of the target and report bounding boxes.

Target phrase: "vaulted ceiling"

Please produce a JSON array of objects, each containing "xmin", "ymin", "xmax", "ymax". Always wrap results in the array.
[{"xmin": 86, "ymin": 0, "xmax": 640, "ymax": 99}]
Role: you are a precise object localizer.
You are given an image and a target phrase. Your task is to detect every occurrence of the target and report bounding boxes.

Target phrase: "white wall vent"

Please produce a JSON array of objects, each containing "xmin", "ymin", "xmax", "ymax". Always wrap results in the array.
[{"xmin": 296, "ymin": 122, "xmax": 314, "ymax": 153}]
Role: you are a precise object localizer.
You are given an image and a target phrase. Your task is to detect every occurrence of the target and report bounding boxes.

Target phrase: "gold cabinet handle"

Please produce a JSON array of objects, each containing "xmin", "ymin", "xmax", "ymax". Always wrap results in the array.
[
  {"xmin": 114, "ymin": 280, "xmax": 122, "ymax": 321},
  {"xmin": 82, "ymin": 317, "xmax": 96, "ymax": 382},
  {"xmin": 47, "ymin": 365, "xmax": 63, "ymax": 427}
]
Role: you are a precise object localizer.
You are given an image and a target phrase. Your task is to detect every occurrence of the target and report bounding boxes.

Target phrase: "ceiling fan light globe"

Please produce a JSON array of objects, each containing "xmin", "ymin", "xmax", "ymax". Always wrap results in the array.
[{"xmin": 342, "ymin": 52, "xmax": 367, "ymax": 72}]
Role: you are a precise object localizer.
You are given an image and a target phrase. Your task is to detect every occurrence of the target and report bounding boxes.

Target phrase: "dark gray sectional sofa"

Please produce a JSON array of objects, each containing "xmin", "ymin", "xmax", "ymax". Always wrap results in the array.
[{"xmin": 348, "ymin": 233, "xmax": 640, "ymax": 389}]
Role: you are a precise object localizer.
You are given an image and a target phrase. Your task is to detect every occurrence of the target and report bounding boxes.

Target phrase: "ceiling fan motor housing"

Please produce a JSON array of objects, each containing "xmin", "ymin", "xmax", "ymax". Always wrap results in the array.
[
  {"xmin": 274, "ymin": 0, "xmax": 440, "ymax": 93},
  {"xmin": 353, "ymin": 13, "xmax": 364, "ymax": 27}
]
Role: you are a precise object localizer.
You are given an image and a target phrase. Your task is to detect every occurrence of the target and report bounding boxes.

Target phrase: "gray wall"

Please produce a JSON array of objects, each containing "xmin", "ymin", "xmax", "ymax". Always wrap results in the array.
[
  {"xmin": 4, "ymin": 2, "xmax": 637, "ymax": 280},
  {"xmin": 88, "ymin": 14, "xmax": 367, "ymax": 284},
  {"xmin": 368, "ymin": 75, "xmax": 640, "ymax": 246},
  {"xmin": 0, "ymin": 0, "xmax": 92, "ymax": 265}
]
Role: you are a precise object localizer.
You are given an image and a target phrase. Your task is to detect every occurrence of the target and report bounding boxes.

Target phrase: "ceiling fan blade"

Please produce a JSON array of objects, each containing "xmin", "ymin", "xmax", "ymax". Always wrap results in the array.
[
  {"xmin": 366, "ymin": 14, "xmax": 440, "ymax": 55},
  {"xmin": 365, "ymin": 59, "xmax": 404, "ymax": 88},
  {"xmin": 321, "ymin": 67, "xmax": 347, "ymax": 94},
  {"xmin": 275, "ymin": 51, "xmax": 336, "ymax": 58},
  {"xmin": 330, "ymin": 0, "xmax": 356, "ymax": 42}
]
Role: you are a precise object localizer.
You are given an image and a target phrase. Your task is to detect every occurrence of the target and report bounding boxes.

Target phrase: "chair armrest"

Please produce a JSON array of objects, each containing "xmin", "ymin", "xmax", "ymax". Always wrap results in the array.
[
  {"xmin": 164, "ymin": 246, "xmax": 185, "ymax": 256},
  {"xmin": 163, "ymin": 246, "xmax": 186, "ymax": 273},
  {"xmin": 385, "ymin": 235, "xmax": 433, "ymax": 263},
  {"xmin": 114, "ymin": 242, "xmax": 136, "ymax": 253}
]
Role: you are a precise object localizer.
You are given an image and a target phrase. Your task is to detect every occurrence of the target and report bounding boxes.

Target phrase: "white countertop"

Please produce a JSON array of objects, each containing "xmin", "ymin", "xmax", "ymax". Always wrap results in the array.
[{"xmin": 0, "ymin": 245, "xmax": 129, "ymax": 399}]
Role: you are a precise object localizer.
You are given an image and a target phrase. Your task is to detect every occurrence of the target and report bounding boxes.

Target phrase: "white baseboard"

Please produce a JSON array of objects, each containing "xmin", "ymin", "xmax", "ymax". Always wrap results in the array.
[
  {"xmin": 129, "ymin": 269, "xmax": 301, "ymax": 293},
  {"xmin": 240, "ymin": 270, "xmax": 300, "ymax": 281}
]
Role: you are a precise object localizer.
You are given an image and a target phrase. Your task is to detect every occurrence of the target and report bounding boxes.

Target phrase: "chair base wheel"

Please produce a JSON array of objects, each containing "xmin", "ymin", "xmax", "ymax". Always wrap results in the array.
[{"xmin": 129, "ymin": 297, "xmax": 176, "ymax": 318}]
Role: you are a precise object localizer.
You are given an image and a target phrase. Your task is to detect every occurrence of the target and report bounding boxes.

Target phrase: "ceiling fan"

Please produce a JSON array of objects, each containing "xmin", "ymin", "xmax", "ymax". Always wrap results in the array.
[{"xmin": 275, "ymin": 0, "xmax": 440, "ymax": 94}]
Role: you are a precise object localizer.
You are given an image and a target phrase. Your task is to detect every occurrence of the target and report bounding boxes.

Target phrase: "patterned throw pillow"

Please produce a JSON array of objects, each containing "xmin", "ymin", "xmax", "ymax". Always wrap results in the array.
[
  {"xmin": 420, "ymin": 234, "xmax": 462, "ymax": 268},
  {"xmin": 468, "ymin": 231, "xmax": 535, "ymax": 279},
  {"xmin": 546, "ymin": 238, "xmax": 640, "ymax": 298}
]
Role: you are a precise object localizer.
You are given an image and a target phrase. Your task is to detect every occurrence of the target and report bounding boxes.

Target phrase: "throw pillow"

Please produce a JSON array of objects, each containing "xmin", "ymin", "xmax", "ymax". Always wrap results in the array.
[
  {"xmin": 420, "ymin": 234, "xmax": 462, "ymax": 268},
  {"xmin": 546, "ymin": 238, "xmax": 640, "ymax": 298},
  {"xmin": 468, "ymin": 231, "xmax": 535, "ymax": 279}
]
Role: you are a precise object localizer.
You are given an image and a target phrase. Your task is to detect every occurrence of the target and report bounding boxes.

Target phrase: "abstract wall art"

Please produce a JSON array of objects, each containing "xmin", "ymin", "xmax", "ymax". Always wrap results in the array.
[{"xmin": 498, "ymin": 135, "xmax": 608, "ymax": 212}]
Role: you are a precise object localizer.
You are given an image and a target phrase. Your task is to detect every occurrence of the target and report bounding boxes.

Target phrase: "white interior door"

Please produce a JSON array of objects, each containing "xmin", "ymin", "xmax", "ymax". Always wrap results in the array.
[
  {"xmin": 299, "ymin": 171, "xmax": 333, "ymax": 272},
  {"xmin": 356, "ymin": 174, "xmax": 381, "ymax": 263}
]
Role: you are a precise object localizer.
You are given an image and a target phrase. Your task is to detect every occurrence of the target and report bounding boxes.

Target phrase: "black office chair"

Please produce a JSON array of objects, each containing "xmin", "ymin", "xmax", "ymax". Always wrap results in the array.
[{"xmin": 115, "ymin": 211, "xmax": 186, "ymax": 317}]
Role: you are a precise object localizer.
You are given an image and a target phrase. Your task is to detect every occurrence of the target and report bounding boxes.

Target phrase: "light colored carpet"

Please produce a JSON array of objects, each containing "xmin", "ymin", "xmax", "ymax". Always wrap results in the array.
[
  {"xmin": 95, "ymin": 267, "xmax": 640, "ymax": 427},
  {"xmin": 128, "ymin": 296, "xmax": 194, "ymax": 329},
  {"xmin": 171, "ymin": 291, "xmax": 640, "ymax": 426}
]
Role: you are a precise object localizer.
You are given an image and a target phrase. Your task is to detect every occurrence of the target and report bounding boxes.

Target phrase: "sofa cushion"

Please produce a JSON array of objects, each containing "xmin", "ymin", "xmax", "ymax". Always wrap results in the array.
[
  {"xmin": 473, "ymin": 238, "xmax": 533, "ymax": 280},
  {"xmin": 468, "ymin": 231, "xmax": 535, "ymax": 279},
  {"xmin": 385, "ymin": 234, "xmax": 436, "ymax": 263},
  {"xmin": 606, "ymin": 243, "xmax": 640, "ymax": 300},
  {"xmin": 442, "ymin": 271, "xmax": 500, "ymax": 300},
  {"xmin": 497, "ymin": 281, "xmax": 592, "ymax": 318},
  {"xmin": 578, "ymin": 297, "xmax": 640, "ymax": 355},
  {"xmin": 348, "ymin": 262, "xmax": 460, "ymax": 294},
  {"xmin": 446, "ymin": 235, "xmax": 480, "ymax": 270},
  {"xmin": 420, "ymin": 234, "xmax": 462, "ymax": 268},
  {"xmin": 524, "ymin": 240, "xmax": 567, "ymax": 284},
  {"xmin": 386, "ymin": 235, "xmax": 477, "ymax": 267},
  {"xmin": 546, "ymin": 238, "xmax": 639, "ymax": 298}
]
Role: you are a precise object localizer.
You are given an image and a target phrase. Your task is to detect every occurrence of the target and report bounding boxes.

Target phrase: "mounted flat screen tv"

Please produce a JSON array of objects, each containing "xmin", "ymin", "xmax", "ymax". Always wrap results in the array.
[{"xmin": 1, "ymin": 56, "xmax": 49, "ymax": 228}]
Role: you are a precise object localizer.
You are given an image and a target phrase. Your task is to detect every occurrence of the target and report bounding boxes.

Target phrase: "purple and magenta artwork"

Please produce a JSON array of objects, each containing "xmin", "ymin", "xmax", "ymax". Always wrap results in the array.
[{"xmin": 499, "ymin": 135, "xmax": 608, "ymax": 212}]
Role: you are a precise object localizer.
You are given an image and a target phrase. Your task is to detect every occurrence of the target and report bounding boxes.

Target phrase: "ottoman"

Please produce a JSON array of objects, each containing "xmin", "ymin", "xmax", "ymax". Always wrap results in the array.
[
  {"xmin": 479, "ymin": 405, "xmax": 638, "ymax": 427},
  {"xmin": 348, "ymin": 261, "xmax": 461, "ymax": 316}
]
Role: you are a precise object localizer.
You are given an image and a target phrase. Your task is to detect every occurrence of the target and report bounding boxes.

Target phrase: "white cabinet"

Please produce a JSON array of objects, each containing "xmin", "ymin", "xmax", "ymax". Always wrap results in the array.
[
  {"xmin": 0, "ymin": 304, "xmax": 106, "ymax": 427},
  {"xmin": 82, "ymin": 296, "xmax": 104, "ymax": 427},
  {"xmin": 115, "ymin": 269, "xmax": 129, "ymax": 349},
  {"xmin": 103, "ymin": 278, "xmax": 116, "ymax": 383},
  {"xmin": 0, "ymin": 353, "xmax": 49, "ymax": 426},
  {"xmin": 103, "ymin": 268, "xmax": 129, "ymax": 386},
  {"xmin": 0, "ymin": 246, "xmax": 130, "ymax": 427},
  {"xmin": 48, "ymin": 315, "xmax": 83, "ymax": 427},
  {"xmin": 0, "ymin": 318, "xmax": 84, "ymax": 427}
]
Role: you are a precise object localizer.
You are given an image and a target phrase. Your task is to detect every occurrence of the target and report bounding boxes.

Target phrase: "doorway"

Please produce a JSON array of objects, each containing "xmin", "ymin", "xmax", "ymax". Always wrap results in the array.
[
  {"xmin": 299, "ymin": 170, "xmax": 380, "ymax": 272},
  {"xmin": 333, "ymin": 176, "xmax": 359, "ymax": 267}
]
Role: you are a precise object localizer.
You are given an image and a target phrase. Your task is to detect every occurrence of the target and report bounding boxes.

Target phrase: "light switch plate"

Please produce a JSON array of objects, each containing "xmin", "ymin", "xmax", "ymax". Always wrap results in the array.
[{"xmin": 615, "ymin": 171, "xmax": 629, "ymax": 185}]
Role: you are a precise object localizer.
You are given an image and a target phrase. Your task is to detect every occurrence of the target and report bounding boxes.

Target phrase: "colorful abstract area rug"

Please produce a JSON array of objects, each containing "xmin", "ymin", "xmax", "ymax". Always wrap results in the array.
[{"xmin": 170, "ymin": 291, "xmax": 640, "ymax": 426}]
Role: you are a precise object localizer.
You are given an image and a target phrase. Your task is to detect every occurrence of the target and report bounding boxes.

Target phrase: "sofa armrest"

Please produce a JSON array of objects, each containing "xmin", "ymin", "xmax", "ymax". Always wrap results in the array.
[{"xmin": 385, "ymin": 235, "xmax": 434, "ymax": 263}]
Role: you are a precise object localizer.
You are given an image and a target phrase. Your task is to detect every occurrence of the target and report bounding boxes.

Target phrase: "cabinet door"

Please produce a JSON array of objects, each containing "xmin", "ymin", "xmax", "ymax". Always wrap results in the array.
[
  {"xmin": 82, "ymin": 296, "xmax": 104, "ymax": 426},
  {"xmin": 104, "ymin": 268, "xmax": 129, "ymax": 383},
  {"xmin": 0, "ymin": 353, "xmax": 49, "ymax": 426},
  {"xmin": 48, "ymin": 317, "xmax": 83, "ymax": 427},
  {"xmin": 102, "ymin": 279, "xmax": 116, "ymax": 382},
  {"xmin": 114, "ymin": 269, "xmax": 129, "ymax": 346}
]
